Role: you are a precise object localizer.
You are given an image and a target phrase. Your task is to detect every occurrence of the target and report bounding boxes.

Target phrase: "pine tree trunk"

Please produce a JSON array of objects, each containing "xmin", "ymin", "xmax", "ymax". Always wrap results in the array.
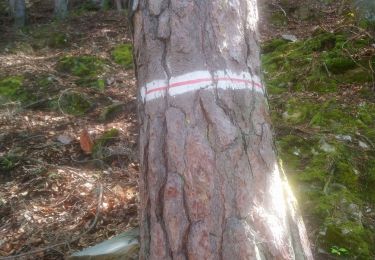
[
  {"xmin": 132, "ymin": 0, "xmax": 313, "ymax": 259},
  {"xmin": 54, "ymin": 0, "xmax": 68, "ymax": 19},
  {"xmin": 9, "ymin": 0, "xmax": 25, "ymax": 27}
]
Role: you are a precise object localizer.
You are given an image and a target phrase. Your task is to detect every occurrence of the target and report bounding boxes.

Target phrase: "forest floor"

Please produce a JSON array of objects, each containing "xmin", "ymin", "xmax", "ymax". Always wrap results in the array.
[
  {"xmin": 0, "ymin": 0, "xmax": 374, "ymax": 259},
  {"xmin": 0, "ymin": 7, "xmax": 139, "ymax": 259}
]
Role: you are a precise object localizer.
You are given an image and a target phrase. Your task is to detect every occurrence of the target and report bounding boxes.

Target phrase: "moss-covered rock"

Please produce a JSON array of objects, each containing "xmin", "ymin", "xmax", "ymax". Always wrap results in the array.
[{"xmin": 112, "ymin": 44, "xmax": 133, "ymax": 69}]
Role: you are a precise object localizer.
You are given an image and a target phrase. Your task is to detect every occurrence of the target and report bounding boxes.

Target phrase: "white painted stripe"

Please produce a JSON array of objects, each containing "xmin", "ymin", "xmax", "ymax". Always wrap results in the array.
[{"xmin": 141, "ymin": 70, "xmax": 264, "ymax": 102}]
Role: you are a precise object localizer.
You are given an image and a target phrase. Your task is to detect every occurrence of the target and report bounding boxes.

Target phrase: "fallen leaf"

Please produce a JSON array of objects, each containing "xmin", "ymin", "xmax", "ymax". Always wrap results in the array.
[{"xmin": 80, "ymin": 130, "xmax": 94, "ymax": 154}]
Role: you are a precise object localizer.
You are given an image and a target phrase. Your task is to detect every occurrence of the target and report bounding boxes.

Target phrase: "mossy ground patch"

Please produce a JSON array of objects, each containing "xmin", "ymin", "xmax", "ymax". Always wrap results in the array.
[{"xmin": 263, "ymin": 31, "xmax": 375, "ymax": 257}]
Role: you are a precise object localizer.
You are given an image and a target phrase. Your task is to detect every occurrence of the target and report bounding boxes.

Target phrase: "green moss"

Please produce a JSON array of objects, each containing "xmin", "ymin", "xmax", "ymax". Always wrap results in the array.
[
  {"xmin": 337, "ymin": 67, "xmax": 373, "ymax": 83},
  {"xmin": 58, "ymin": 92, "xmax": 92, "ymax": 116},
  {"xmin": 93, "ymin": 129, "xmax": 120, "ymax": 159},
  {"xmin": 322, "ymin": 51, "xmax": 356, "ymax": 74},
  {"xmin": 0, "ymin": 154, "xmax": 19, "ymax": 172},
  {"xmin": 303, "ymin": 33, "xmax": 337, "ymax": 52},
  {"xmin": 285, "ymin": 102, "xmax": 310, "ymax": 123},
  {"xmin": 74, "ymin": 0, "xmax": 101, "ymax": 14},
  {"xmin": 27, "ymin": 25, "xmax": 70, "ymax": 49},
  {"xmin": 264, "ymin": 30, "xmax": 375, "ymax": 258},
  {"xmin": 262, "ymin": 38, "xmax": 289, "ymax": 54},
  {"xmin": 112, "ymin": 44, "xmax": 133, "ymax": 69},
  {"xmin": 358, "ymin": 19, "xmax": 375, "ymax": 32},
  {"xmin": 0, "ymin": 76, "xmax": 23, "ymax": 98},
  {"xmin": 357, "ymin": 102, "xmax": 375, "ymax": 125},
  {"xmin": 323, "ymin": 221, "xmax": 373, "ymax": 258},
  {"xmin": 47, "ymin": 32, "xmax": 69, "ymax": 48},
  {"xmin": 96, "ymin": 79, "xmax": 106, "ymax": 90},
  {"xmin": 262, "ymin": 32, "xmax": 373, "ymax": 95},
  {"xmin": 0, "ymin": 76, "xmax": 35, "ymax": 104},
  {"xmin": 58, "ymin": 55, "xmax": 104, "ymax": 77},
  {"xmin": 9, "ymin": 42, "xmax": 35, "ymax": 54},
  {"xmin": 99, "ymin": 102, "xmax": 124, "ymax": 122},
  {"xmin": 57, "ymin": 55, "xmax": 106, "ymax": 88},
  {"xmin": 335, "ymin": 161, "xmax": 359, "ymax": 190},
  {"xmin": 36, "ymin": 75, "xmax": 55, "ymax": 89},
  {"xmin": 303, "ymin": 71, "xmax": 337, "ymax": 93}
]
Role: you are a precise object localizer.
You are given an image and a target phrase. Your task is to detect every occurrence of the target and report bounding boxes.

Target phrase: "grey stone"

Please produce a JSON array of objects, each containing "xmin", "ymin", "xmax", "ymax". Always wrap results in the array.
[
  {"xmin": 282, "ymin": 34, "xmax": 298, "ymax": 42},
  {"xmin": 68, "ymin": 228, "xmax": 139, "ymax": 260}
]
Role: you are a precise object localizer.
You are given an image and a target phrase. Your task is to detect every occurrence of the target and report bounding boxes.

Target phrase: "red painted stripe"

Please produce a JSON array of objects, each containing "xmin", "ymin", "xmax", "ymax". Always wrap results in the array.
[{"xmin": 146, "ymin": 77, "xmax": 263, "ymax": 95}]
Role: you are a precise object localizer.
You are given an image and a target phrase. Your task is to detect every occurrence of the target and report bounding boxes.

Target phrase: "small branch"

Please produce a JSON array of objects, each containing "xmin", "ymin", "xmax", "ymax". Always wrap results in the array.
[
  {"xmin": 323, "ymin": 62, "xmax": 332, "ymax": 77},
  {"xmin": 57, "ymin": 88, "xmax": 73, "ymax": 116},
  {"xmin": 22, "ymin": 97, "xmax": 54, "ymax": 109},
  {"xmin": 271, "ymin": 2, "xmax": 287, "ymax": 17},
  {"xmin": 368, "ymin": 59, "xmax": 375, "ymax": 90}
]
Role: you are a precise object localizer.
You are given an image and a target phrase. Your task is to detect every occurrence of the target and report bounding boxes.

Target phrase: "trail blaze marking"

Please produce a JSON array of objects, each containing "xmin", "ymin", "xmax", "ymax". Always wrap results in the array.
[{"xmin": 141, "ymin": 70, "xmax": 264, "ymax": 102}]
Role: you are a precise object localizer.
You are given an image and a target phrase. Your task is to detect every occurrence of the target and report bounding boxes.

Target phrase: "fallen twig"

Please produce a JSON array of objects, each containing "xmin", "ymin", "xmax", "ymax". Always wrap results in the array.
[{"xmin": 0, "ymin": 184, "xmax": 103, "ymax": 260}]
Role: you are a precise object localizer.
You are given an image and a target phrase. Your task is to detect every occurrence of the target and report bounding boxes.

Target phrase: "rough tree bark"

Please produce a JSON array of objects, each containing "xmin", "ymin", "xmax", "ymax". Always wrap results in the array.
[
  {"xmin": 54, "ymin": 0, "xmax": 68, "ymax": 19},
  {"xmin": 132, "ymin": 0, "xmax": 313, "ymax": 259},
  {"xmin": 9, "ymin": 0, "xmax": 25, "ymax": 27}
]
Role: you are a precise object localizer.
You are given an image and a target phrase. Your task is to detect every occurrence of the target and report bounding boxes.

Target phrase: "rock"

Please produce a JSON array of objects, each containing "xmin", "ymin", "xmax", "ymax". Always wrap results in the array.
[
  {"xmin": 57, "ymin": 134, "xmax": 73, "ymax": 145},
  {"xmin": 68, "ymin": 228, "xmax": 139, "ymax": 260},
  {"xmin": 319, "ymin": 140, "xmax": 336, "ymax": 153},
  {"xmin": 282, "ymin": 34, "xmax": 298, "ymax": 42},
  {"xmin": 359, "ymin": 141, "xmax": 369, "ymax": 149},
  {"xmin": 282, "ymin": 111, "xmax": 302, "ymax": 120},
  {"xmin": 347, "ymin": 203, "xmax": 362, "ymax": 223},
  {"xmin": 335, "ymin": 134, "xmax": 352, "ymax": 142}
]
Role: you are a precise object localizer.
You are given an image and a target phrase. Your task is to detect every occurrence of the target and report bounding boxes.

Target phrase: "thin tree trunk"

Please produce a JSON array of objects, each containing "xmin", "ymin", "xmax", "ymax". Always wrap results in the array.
[
  {"xmin": 132, "ymin": 0, "xmax": 313, "ymax": 259},
  {"xmin": 114, "ymin": 0, "xmax": 122, "ymax": 11},
  {"xmin": 9, "ymin": 0, "xmax": 25, "ymax": 27},
  {"xmin": 54, "ymin": 0, "xmax": 68, "ymax": 20},
  {"xmin": 100, "ymin": 0, "xmax": 108, "ymax": 10}
]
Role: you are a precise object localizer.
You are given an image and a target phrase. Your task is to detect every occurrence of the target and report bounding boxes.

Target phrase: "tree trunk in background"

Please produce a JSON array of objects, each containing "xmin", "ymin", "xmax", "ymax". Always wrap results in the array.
[
  {"xmin": 114, "ymin": 0, "xmax": 123, "ymax": 11},
  {"xmin": 9, "ymin": 0, "xmax": 25, "ymax": 27},
  {"xmin": 100, "ymin": 0, "xmax": 109, "ymax": 10},
  {"xmin": 54, "ymin": 0, "xmax": 68, "ymax": 19},
  {"xmin": 354, "ymin": 0, "xmax": 375, "ymax": 21},
  {"xmin": 354, "ymin": 0, "xmax": 375, "ymax": 33},
  {"xmin": 132, "ymin": 0, "xmax": 313, "ymax": 259}
]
